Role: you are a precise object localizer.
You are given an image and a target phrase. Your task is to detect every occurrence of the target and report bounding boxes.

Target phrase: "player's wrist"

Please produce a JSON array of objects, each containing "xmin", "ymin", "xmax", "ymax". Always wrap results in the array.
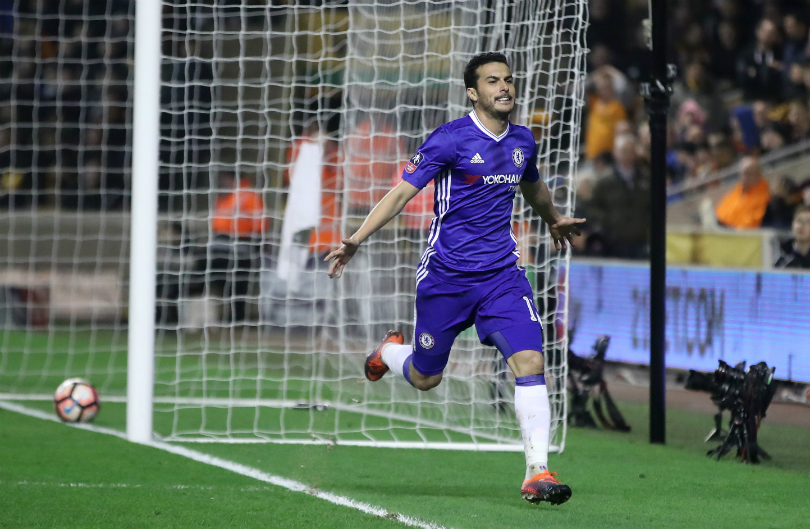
[{"xmin": 543, "ymin": 211, "xmax": 563, "ymax": 226}]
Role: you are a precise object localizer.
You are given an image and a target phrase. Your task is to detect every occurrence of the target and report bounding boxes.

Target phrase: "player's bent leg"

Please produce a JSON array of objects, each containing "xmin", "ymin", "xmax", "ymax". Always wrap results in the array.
[
  {"xmin": 366, "ymin": 330, "xmax": 445, "ymax": 390},
  {"xmin": 506, "ymin": 349, "xmax": 545, "ymax": 377},
  {"xmin": 407, "ymin": 364, "xmax": 442, "ymax": 391}
]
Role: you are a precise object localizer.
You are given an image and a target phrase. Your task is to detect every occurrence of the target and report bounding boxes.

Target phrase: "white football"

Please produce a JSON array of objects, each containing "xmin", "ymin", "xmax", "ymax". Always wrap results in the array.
[{"xmin": 54, "ymin": 378, "xmax": 100, "ymax": 423}]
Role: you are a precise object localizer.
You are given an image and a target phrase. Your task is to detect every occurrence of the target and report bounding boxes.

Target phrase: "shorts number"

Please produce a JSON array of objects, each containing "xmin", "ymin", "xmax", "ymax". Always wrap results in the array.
[{"xmin": 523, "ymin": 296, "xmax": 540, "ymax": 322}]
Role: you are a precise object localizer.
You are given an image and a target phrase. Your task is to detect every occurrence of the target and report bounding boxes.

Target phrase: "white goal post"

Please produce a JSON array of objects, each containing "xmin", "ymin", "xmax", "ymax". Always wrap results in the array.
[{"xmin": 0, "ymin": 0, "xmax": 587, "ymax": 452}]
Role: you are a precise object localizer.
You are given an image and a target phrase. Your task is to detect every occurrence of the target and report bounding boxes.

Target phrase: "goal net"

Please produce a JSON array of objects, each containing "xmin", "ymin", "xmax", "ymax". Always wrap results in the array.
[{"xmin": 1, "ymin": 0, "xmax": 587, "ymax": 451}]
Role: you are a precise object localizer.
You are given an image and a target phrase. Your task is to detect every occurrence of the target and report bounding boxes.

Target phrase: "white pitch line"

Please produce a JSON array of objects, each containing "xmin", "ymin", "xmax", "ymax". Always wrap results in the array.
[
  {"xmin": 1, "ymin": 480, "xmax": 215, "ymax": 490},
  {"xmin": 0, "ymin": 401, "xmax": 448, "ymax": 529},
  {"xmin": 1, "ymin": 480, "xmax": 280, "ymax": 492}
]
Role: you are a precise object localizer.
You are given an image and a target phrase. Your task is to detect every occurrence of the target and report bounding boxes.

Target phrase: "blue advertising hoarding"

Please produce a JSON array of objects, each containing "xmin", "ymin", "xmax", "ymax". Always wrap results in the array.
[{"xmin": 567, "ymin": 260, "xmax": 810, "ymax": 383}]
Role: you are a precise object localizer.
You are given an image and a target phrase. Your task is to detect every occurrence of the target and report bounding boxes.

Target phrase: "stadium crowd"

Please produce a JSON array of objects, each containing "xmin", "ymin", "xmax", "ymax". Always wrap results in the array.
[
  {"xmin": 0, "ymin": 0, "xmax": 808, "ymax": 269},
  {"xmin": 576, "ymin": 0, "xmax": 810, "ymax": 260},
  {"xmin": 0, "ymin": 0, "xmax": 132, "ymax": 210}
]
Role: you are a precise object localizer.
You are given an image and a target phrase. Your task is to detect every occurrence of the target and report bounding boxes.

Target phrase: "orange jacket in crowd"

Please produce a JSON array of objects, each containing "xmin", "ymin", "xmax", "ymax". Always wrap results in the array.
[
  {"xmin": 715, "ymin": 178, "xmax": 772, "ymax": 229},
  {"xmin": 393, "ymin": 164, "xmax": 434, "ymax": 232},
  {"xmin": 286, "ymin": 137, "xmax": 343, "ymax": 254},
  {"xmin": 584, "ymin": 94, "xmax": 627, "ymax": 160},
  {"xmin": 345, "ymin": 120, "xmax": 402, "ymax": 210},
  {"xmin": 211, "ymin": 180, "xmax": 268, "ymax": 237}
]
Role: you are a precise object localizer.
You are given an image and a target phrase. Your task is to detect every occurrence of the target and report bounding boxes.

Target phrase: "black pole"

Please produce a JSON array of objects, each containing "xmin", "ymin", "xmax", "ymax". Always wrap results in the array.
[{"xmin": 642, "ymin": 0, "xmax": 671, "ymax": 445}]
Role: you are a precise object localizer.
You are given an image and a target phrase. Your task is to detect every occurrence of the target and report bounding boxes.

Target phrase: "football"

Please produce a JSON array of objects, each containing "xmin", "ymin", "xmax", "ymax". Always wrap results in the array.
[{"xmin": 53, "ymin": 378, "xmax": 100, "ymax": 423}]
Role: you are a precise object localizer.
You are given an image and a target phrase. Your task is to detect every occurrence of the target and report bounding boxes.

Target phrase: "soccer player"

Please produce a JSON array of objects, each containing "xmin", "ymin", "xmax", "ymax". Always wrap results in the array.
[{"xmin": 325, "ymin": 52, "xmax": 584, "ymax": 505}]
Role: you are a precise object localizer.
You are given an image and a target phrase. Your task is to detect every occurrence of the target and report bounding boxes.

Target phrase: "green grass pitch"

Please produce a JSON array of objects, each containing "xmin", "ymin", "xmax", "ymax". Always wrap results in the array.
[
  {"xmin": 2, "ymin": 398, "xmax": 808, "ymax": 528},
  {"xmin": 2, "ymin": 328, "xmax": 809, "ymax": 528}
]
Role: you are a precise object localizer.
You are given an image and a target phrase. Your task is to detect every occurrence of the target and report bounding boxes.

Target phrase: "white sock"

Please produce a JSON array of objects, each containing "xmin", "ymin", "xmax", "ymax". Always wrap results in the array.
[
  {"xmin": 381, "ymin": 343, "xmax": 412, "ymax": 379},
  {"xmin": 514, "ymin": 383, "xmax": 551, "ymax": 480}
]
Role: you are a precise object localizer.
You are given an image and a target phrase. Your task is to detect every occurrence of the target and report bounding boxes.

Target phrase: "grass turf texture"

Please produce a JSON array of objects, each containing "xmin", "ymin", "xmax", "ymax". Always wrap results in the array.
[
  {"xmin": 0, "ymin": 408, "xmax": 404, "ymax": 529},
  {"xmin": 3, "ymin": 399, "xmax": 808, "ymax": 529},
  {"xmin": 1, "ymin": 329, "xmax": 525, "ymax": 445}
]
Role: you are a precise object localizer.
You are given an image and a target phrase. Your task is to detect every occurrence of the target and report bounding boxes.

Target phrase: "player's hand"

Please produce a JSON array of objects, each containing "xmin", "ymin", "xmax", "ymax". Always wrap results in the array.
[
  {"xmin": 324, "ymin": 238, "xmax": 361, "ymax": 278},
  {"xmin": 549, "ymin": 217, "xmax": 586, "ymax": 251}
]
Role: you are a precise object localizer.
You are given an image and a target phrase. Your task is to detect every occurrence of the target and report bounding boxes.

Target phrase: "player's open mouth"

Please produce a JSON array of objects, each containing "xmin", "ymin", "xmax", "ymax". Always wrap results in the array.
[{"xmin": 496, "ymin": 97, "xmax": 512, "ymax": 102}]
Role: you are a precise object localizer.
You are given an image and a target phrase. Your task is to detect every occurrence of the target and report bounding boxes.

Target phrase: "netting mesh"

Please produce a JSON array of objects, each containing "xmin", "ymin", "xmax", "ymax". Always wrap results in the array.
[
  {"xmin": 0, "ymin": 0, "xmax": 133, "ymax": 399},
  {"xmin": 1, "ymin": 0, "xmax": 586, "ymax": 450}
]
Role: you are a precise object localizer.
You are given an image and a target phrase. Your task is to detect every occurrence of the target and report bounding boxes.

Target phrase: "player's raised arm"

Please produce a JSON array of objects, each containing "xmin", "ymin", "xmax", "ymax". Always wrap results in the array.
[
  {"xmin": 519, "ymin": 179, "xmax": 586, "ymax": 251},
  {"xmin": 325, "ymin": 180, "xmax": 420, "ymax": 278}
]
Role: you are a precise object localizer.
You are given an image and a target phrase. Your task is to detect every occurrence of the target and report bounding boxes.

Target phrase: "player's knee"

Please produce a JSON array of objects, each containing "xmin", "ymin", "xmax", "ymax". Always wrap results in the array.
[
  {"xmin": 508, "ymin": 349, "xmax": 545, "ymax": 377},
  {"xmin": 411, "ymin": 372, "xmax": 442, "ymax": 391}
]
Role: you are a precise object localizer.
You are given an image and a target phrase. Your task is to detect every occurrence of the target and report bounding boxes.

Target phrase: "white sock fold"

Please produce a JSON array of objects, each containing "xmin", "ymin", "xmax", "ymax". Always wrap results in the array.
[
  {"xmin": 381, "ymin": 343, "xmax": 412, "ymax": 378},
  {"xmin": 514, "ymin": 383, "xmax": 551, "ymax": 479}
]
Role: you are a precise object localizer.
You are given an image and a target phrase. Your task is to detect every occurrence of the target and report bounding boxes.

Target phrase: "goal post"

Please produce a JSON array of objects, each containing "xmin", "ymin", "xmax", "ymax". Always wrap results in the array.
[
  {"xmin": 127, "ymin": 0, "xmax": 162, "ymax": 444},
  {"xmin": 145, "ymin": 0, "xmax": 587, "ymax": 450}
]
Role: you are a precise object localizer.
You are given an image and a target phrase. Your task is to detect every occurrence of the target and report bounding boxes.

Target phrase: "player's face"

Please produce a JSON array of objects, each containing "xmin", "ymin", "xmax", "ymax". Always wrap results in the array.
[{"xmin": 468, "ymin": 62, "xmax": 515, "ymax": 119}]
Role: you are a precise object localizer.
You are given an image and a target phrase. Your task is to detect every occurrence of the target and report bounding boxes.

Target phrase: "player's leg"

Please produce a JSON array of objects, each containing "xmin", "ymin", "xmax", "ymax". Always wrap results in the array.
[
  {"xmin": 365, "ymin": 331, "xmax": 442, "ymax": 390},
  {"xmin": 364, "ymin": 273, "xmax": 474, "ymax": 391},
  {"xmin": 476, "ymin": 268, "xmax": 571, "ymax": 505}
]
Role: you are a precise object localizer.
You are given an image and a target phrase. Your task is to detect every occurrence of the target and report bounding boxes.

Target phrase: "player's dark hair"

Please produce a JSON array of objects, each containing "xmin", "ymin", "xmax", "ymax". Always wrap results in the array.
[
  {"xmin": 464, "ymin": 52, "xmax": 510, "ymax": 92},
  {"xmin": 795, "ymin": 204, "xmax": 810, "ymax": 217}
]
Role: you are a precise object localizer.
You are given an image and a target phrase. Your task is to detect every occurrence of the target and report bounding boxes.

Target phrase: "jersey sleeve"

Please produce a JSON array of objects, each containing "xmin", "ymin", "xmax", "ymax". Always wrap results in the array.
[
  {"xmin": 400, "ymin": 126, "xmax": 456, "ymax": 189},
  {"xmin": 522, "ymin": 141, "xmax": 540, "ymax": 183}
]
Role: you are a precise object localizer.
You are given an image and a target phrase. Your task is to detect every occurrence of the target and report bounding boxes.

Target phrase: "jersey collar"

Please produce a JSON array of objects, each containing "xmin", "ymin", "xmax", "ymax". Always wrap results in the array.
[{"xmin": 469, "ymin": 110, "xmax": 510, "ymax": 142}]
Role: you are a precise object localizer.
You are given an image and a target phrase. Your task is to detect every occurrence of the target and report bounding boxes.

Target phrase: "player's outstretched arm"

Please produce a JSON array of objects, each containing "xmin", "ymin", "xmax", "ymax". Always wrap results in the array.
[
  {"xmin": 519, "ymin": 179, "xmax": 585, "ymax": 251},
  {"xmin": 325, "ymin": 180, "xmax": 420, "ymax": 278}
]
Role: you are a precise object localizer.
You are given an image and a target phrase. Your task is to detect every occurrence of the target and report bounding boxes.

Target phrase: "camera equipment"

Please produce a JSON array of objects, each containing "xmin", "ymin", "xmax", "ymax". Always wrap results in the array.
[
  {"xmin": 567, "ymin": 335, "xmax": 631, "ymax": 432},
  {"xmin": 685, "ymin": 360, "xmax": 777, "ymax": 463}
]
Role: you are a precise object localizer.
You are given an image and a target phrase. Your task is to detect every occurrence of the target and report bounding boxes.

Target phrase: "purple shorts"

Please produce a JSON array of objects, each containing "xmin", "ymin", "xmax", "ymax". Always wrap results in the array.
[{"xmin": 411, "ymin": 266, "xmax": 544, "ymax": 376}]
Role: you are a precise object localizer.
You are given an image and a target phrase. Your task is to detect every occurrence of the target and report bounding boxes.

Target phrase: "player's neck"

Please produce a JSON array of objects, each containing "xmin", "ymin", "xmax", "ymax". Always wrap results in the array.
[{"xmin": 473, "ymin": 107, "xmax": 509, "ymax": 137}]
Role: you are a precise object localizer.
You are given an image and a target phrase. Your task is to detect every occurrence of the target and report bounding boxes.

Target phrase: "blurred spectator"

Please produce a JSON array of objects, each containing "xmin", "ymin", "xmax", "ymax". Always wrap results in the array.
[
  {"xmin": 204, "ymin": 171, "xmax": 267, "ymax": 323},
  {"xmin": 211, "ymin": 171, "xmax": 266, "ymax": 239},
  {"xmin": 670, "ymin": 59, "xmax": 727, "ymax": 132},
  {"xmin": 0, "ymin": 0, "xmax": 134, "ymax": 209},
  {"xmin": 782, "ymin": 59, "xmax": 808, "ymax": 100},
  {"xmin": 345, "ymin": 116, "xmax": 403, "ymax": 214},
  {"xmin": 635, "ymin": 122, "xmax": 651, "ymax": 167},
  {"xmin": 285, "ymin": 122, "xmax": 343, "ymax": 258},
  {"xmin": 586, "ymin": 133, "xmax": 651, "ymax": 258},
  {"xmin": 730, "ymin": 106, "xmax": 761, "ymax": 154},
  {"xmin": 781, "ymin": 12, "xmax": 807, "ymax": 81},
  {"xmin": 715, "ymin": 156, "xmax": 772, "ymax": 229},
  {"xmin": 392, "ymin": 163, "xmax": 434, "ymax": 235},
  {"xmin": 711, "ymin": 21, "xmax": 741, "ymax": 87},
  {"xmin": 707, "ymin": 133, "xmax": 737, "ymax": 170},
  {"xmin": 760, "ymin": 127, "xmax": 786, "ymax": 152},
  {"xmin": 584, "ymin": 71, "xmax": 627, "ymax": 160},
  {"xmin": 737, "ymin": 19, "xmax": 783, "ymax": 102},
  {"xmin": 773, "ymin": 205, "xmax": 810, "ymax": 269},
  {"xmin": 587, "ymin": 0, "xmax": 626, "ymax": 57},
  {"xmin": 763, "ymin": 176, "xmax": 801, "ymax": 229},
  {"xmin": 674, "ymin": 99, "xmax": 706, "ymax": 142},
  {"xmin": 786, "ymin": 99, "xmax": 810, "ymax": 143}
]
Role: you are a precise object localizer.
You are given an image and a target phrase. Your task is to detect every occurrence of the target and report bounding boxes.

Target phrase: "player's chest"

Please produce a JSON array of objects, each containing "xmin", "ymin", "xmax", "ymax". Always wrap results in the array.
[{"xmin": 454, "ymin": 141, "xmax": 531, "ymax": 190}]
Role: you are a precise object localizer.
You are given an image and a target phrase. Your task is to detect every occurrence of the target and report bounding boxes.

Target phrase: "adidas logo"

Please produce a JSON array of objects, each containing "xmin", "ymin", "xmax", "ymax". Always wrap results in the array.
[{"xmin": 470, "ymin": 153, "xmax": 485, "ymax": 163}]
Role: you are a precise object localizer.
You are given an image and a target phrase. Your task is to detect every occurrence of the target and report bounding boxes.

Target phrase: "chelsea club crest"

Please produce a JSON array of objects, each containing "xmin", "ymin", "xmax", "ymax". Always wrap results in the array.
[
  {"xmin": 419, "ymin": 333, "xmax": 435, "ymax": 349},
  {"xmin": 512, "ymin": 147, "xmax": 524, "ymax": 168}
]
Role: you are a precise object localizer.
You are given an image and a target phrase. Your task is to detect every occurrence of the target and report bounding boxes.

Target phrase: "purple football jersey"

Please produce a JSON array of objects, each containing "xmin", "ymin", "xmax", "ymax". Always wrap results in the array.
[{"xmin": 401, "ymin": 111, "xmax": 540, "ymax": 284}]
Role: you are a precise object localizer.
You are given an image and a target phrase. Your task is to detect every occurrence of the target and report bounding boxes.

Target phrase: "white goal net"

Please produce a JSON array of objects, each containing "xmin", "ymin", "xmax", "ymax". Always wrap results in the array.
[{"xmin": 1, "ymin": 0, "xmax": 587, "ymax": 451}]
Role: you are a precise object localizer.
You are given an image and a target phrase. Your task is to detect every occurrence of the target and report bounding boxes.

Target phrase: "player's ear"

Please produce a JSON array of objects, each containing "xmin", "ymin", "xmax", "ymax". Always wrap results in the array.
[{"xmin": 466, "ymin": 86, "xmax": 478, "ymax": 104}]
